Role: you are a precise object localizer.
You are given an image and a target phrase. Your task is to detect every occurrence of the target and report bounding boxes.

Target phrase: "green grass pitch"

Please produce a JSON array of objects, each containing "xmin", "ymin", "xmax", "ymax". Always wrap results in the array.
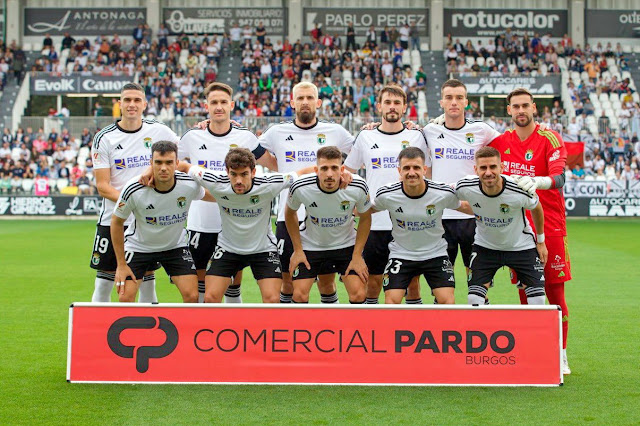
[{"xmin": 1, "ymin": 219, "xmax": 639, "ymax": 424}]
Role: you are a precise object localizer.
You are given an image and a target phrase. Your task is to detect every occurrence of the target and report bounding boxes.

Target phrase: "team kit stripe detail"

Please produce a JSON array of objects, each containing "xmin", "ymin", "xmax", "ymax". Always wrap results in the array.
[
  {"xmin": 92, "ymin": 124, "xmax": 117, "ymax": 150},
  {"xmin": 537, "ymin": 130, "xmax": 561, "ymax": 148},
  {"xmin": 120, "ymin": 184, "xmax": 145, "ymax": 201}
]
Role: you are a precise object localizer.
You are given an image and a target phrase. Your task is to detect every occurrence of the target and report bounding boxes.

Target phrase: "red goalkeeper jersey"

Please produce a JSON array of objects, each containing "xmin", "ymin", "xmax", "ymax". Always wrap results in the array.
[{"xmin": 490, "ymin": 125, "xmax": 567, "ymax": 236}]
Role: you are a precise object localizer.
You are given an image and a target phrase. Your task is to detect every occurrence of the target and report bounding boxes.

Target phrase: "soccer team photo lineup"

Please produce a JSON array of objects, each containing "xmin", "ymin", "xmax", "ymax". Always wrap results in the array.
[
  {"xmin": 5, "ymin": 2, "xmax": 640, "ymax": 421},
  {"xmin": 85, "ymin": 79, "xmax": 574, "ymax": 374}
]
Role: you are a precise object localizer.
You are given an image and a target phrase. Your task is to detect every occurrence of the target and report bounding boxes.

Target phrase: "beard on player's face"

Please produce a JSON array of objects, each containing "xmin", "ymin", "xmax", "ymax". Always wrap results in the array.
[
  {"xmin": 296, "ymin": 109, "xmax": 316, "ymax": 124},
  {"xmin": 384, "ymin": 111, "xmax": 401, "ymax": 123},
  {"xmin": 514, "ymin": 113, "xmax": 533, "ymax": 127}
]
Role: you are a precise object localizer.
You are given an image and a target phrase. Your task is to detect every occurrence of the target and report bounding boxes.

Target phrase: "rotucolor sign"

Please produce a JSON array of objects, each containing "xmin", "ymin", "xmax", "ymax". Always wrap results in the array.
[
  {"xmin": 444, "ymin": 9, "xmax": 568, "ymax": 37},
  {"xmin": 68, "ymin": 304, "xmax": 562, "ymax": 386}
]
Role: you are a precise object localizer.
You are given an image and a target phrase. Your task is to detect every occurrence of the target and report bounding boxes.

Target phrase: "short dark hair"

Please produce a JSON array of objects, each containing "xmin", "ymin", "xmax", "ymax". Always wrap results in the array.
[
  {"xmin": 151, "ymin": 141, "xmax": 178, "ymax": 158},
  {"xmin": 507, "ymin": 87, "xmax": 534, "ymax": 104},
  {"xmin": 398, "ymin": 147, "xmax": 425, "ymax": 163},
  {"xmin": 475, "ymin": 146, "xmax": 501, "ymax": 161},
  {"xmin": 316, "ymin": 146, "xmax": 342, "ymax": 162},
  {"xmin": 120, "ymin": 82, "xmax": 144, "ymax": 95},
  {"xmin": 441, "ymin": 79, "xmax": 467, "ymax": 97},
  {"xmin": 204, "ymin": 82, "xmax": 233, "ymax": 99},
  {"xmin": 378, "ymin": 83, "xmax": 407, "ymax": 105},
  {"xmin": 225, "ymin": 147, "xmax": 255, "ymax": 170}
]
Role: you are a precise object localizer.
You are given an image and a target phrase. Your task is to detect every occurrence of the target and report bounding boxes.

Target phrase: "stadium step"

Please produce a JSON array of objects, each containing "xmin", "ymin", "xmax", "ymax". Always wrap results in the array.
[{"xmin": 421, "ymin": 50, "xmax": 446, "ymax": 117}]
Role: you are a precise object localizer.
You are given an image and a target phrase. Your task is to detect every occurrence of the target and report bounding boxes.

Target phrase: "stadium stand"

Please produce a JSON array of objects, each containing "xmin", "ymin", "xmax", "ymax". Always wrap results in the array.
[{"xmin": 2, "ymin": 9, "xmax": 640, "ymax": 194}]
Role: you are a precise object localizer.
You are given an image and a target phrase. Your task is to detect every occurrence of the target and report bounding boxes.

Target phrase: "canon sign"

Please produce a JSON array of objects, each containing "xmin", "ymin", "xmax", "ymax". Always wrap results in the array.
[
  {"xmin": 31, "ymin": 74, "xmax": 131, "ymax": 95},
  {"xmin": 444, "ymin": 9, "xmax": 568, "ymax": 37}
]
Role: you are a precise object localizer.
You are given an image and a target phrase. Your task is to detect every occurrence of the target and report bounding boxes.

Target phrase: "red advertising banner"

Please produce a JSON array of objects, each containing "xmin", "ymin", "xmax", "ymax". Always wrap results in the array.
[{"xmin": 67, "ymin": 304, "xmax": 562, "ymax": 386}]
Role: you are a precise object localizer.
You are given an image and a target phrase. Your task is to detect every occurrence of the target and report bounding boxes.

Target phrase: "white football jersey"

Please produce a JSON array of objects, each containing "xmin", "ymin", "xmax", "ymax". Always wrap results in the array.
[
  {"xmin": 418, "ymin": 120, "xmax": 501, "ymax": 219},
  {"xmin": 374, "ymin": 180, "xmax": 461, "ymax": 261},
  {"xmin": 92, "ymin": 119, "xmax": 180, "ymax": 226},
  {"xmin": 259, "ymin": 119, "xmax": 354, "ymax": 222},
  {"xmin": 179, "ymin": 125, "xmax": 263, "ymax": 233},
  {"xmin": 455, "ymin": 175, "xmax": 539, "ymax": 251},
  {"xmin": 113, "ymin": 172, "xmax": 205, "ymax": 253},
  {"xmin": 188, "ymin": 166, "xmax": 296, "ymax": 255},
  {"xmin": 287, "ymin": 173, "xmax": 371, "ymax": 251},
  {"xmin": 344, "ymin": 127, "xmax": 428, "ymax": 230}
]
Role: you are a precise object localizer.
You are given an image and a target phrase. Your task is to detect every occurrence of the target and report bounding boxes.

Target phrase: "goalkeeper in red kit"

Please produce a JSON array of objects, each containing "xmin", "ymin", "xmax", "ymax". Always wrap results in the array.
[{"xmin": 490, "ymin": 88, "xmax": 572, "ymax": 375}]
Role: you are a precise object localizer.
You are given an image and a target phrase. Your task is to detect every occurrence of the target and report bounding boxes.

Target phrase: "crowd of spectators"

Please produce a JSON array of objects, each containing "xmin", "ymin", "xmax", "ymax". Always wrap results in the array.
[
  {"xmin": 0, "ymin": 37, "xmax": 28, "ymax": 91},
  {"xmin": 35, "ymin": 22, "xmax": 428, "ymax": 130},
  {"xmin": 0, "ymin": 125, "xmax": 95, "ymax": 195}
]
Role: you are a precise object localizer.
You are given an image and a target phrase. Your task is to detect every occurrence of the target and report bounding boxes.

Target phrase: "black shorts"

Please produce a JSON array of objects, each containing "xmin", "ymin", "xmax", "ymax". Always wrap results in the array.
[
  {"xmin": 90, "ymin": 224, "xmax": 121, "ymax": 271},
  {"xmin": 383, "ymin": 256, "xmax": 455, "ymax": 291},
  {"xmin": 363, "ymin": 230, "xmax": 393, "ymax": 275},
  {"xmin": 187, "ymin": 229, "xmax": 219, "ymax": 270},
  {"xmin": 276, "ymin": 220, "xmax": 301, "ymax": 274},
  {"xmin": 206, "ymin": 246, "xmax": 282, "ymax": 280},
  {"xmin": 126, "ymin": 247, "xmax": 196, "ymax": 280},
  {"xmin": 443, "ymin": 218, "xmax": 476, "ymax": 267},
  {"xmin": 468, "ymin": 244, "xmax": 545, "ymax": 288},
  {"xmin": 292, "ymin": 246, "xmax": 358, "ymax": 280}
]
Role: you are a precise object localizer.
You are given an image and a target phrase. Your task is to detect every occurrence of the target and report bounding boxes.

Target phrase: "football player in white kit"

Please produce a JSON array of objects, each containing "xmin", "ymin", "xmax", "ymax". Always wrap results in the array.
[
  {"xmin": 259, "ymin": 82, "xmax": 354, "ymax": 304},
  {"xmin": 372, "ymin": 147, "xmax": 472, "ymax": 304},
  {"xmin": 285, "ymin": 146, "xmax": 371, "ymax": 304},
  {"xmin": 178, "ymin": 148, "xmax": 299, "ymax": 303},
  {"xmin": 455, "ymin": 146, "xmax": 548, "ymax": 305},
  {"xmin": 344, "ymin": 84, "xmax": 428, "ymax": 304},
  {"xmin": 178, "ymin": 82, "xmax": 277, "ymax": 303},
  {"xmin": 112, "ymin": 141, "xmax": 214, "ymax": 302},
  {"xmin": 90, "ymin": 83, "xmax": 180, "ymax": 303}
]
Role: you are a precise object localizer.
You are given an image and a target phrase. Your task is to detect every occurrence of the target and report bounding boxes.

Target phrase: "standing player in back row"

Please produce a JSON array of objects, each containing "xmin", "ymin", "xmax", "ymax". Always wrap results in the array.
[
  {"xmin": 416, "ymin": 79, "xmax": 501, "ymax": 289},
  {"xmin": 490, "ymin": 88, "xmax": 572, "ymax": 374},
  {"xmin": 344, "ymin": 84, "xmax": 429, "ymax": 304},
  {"xmin": 259, "ymin": 82, "xmax": 354, "ymax": 304},
  {"xmin": 90, "ymin": 82, "xmax": 180, "ymax": 303},
  {"xmin": 179, "ymin": 82, "xmax": 277, "ymax": 303}
]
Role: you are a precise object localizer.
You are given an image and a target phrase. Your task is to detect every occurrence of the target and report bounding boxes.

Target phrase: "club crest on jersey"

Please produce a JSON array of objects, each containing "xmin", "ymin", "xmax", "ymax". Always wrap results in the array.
[
  {"xmin": 525, "ymin": 149, "xmax": 534, "ymax": 161},
  {"xmin": 250, "ymin": 195, "xmax": 260, "ymax": 205},
  {"xmin": 499, "ymin": 203, "xmax": 510, "ymax": 214},
  {"xmin": 317, "ymin": 134, "xmax": 326, "ymax": 145},
  {"xmin": 177, "ymin": 197, "xmax": 187, "ymax": 208},
  {"xmin": 382, "ymin": 273, "xmax": 390, "ymax": 287},
  {"xmin": 465, "ymin": 133, "xmax": 475, "ymax": 144},
  {"xmin": 426, "ymin": 204, "xmax": 436, "ymax": 216},
  {"xmin": 401, "ymin": 140, "xmax": 410, "ymax": 149},
  {"xmin": 340, "ymin": 201, "xmax": 351, "ymax": 211},
  {"xmin": 434, "ymin": 147, "xmax": 444, "ymax": 159},
  {"xmin": 143, "ymin": 137, "xmax": 153, "ymax": 149},
  {"xmin": 114, "ymin": 158, "xmax": 126, "ymax": 169},
  {"xmin": 91, "ymin": 252, "xmax": 100, "ymax": 265}
]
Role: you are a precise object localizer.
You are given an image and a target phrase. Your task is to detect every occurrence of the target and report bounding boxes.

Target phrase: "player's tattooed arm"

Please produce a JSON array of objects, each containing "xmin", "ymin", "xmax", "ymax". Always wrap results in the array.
[
  {"xmin": 95, "ymin": 169, "xmax": 121, "ymax": 202},
  {"xmin": 111, "ymin": 215, "xmax": 137, "ymax": 296}
]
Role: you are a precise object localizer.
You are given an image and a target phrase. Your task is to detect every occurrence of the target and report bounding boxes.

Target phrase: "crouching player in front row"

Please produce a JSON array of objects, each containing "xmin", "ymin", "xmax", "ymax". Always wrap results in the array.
[
  {"xmin": 285, "ymin": 146, "xmax": 372, "ymax": 304},
  {"xmin": 372, "ymin": 147, "xmax": 472, "ymax": 304},
  {"xmin": 455, "ymin": 146, "xmax": 548, "ymax": 305},
  {"xmin": 180, "ymin": 148, "xmax": 298, "ymax": 303},
  {"xmin": 112, "ymin": 141, "xmax": 215, "ymax": 302}
]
